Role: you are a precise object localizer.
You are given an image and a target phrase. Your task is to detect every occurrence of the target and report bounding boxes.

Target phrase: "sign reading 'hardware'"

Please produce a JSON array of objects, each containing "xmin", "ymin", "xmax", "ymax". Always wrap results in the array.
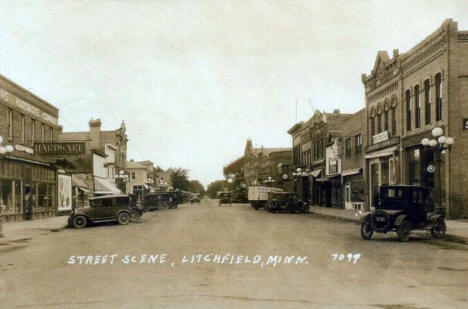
[{"xmin": 34, "ymin": 142, "xmax": 85, "ymax": 155}]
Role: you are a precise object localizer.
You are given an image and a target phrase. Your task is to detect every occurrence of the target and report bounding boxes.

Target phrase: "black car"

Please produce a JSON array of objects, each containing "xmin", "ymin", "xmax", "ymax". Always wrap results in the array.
[
  {"xmin": 265, "ymin": 191, "xmax": 308, "ymax": 214},
  {"xmin": 360, "ymin": 185, "xmax": 446, "ymax": 242},
  {"xmin": 68, "ymin": 195, "xmax": 139, "ymax": 229},
  {"xmin": 219, "ymin": 191, "xmax": 232, "ymax": 206},
  {"xmin": 190, "ymin": 193, "xmax": 201, "ymax": 204},
  {"xmin": 142, "ymin": 192, "xmax": 178, "ymax": 211}
]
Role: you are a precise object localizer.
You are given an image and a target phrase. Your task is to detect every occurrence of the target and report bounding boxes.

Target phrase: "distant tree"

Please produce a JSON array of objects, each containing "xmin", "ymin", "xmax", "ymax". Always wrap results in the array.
[
  {"xmin": 206, "ymin": 180, "xmax": 227, "ymax": 198},
  {"xmin": 170, "ymin": 168, "xmax": 190, "ymax": 191},
  {"xmin": 189, "ymin": 180, "xmax": 205, "ymax": 196}
]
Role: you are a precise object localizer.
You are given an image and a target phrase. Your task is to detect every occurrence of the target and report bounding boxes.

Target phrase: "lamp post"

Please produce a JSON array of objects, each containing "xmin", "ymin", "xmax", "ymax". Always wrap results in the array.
[
  {"xmin": 421, "ymin": 127, "xmax": 454, "ymax": 215},
  {"xmin": 264, "ymin": 176, "xmax": 275, "ymax": 187}
]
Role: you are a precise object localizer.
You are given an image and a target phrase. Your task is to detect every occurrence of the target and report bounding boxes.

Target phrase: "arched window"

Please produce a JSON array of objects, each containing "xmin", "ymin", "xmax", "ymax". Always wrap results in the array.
[
  {"xmin": 370, "ymin": 117, "xmax": 375, "ymax": 137},
  {"xmin": 406, "ymin": 90, "xmax": 411, "ymax": 131},
  {"xmin": 414, "ymin": 85, "xmax": 420, "ymax": 128},
  {"xmin": 391, "ymin": 107, "xmax": 396, "ymax": 135},
  {"xmin": 377, "ymin": 113, "xmax": 382, "ymax": 133},
  {"xmin": 435, "ymin": 73, "xmax": 442, "ymax": 121},
  {"xmin": 424, "ymin": 79, "xmax": 431, "ymax": 125}
]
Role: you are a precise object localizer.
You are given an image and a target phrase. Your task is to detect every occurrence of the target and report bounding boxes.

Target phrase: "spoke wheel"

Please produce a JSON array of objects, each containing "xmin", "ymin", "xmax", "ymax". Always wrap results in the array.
[
  {"xmin": 360, "ymin": 220, "xmax": 373, "ymax": 240},
  {"xmin": 431, "ymin": 218, "xmax": 447, "ymax": 239},
  {"xmin": 72, "ymin": 216, "xmax": 87, "ymax": 229},
  {"xmin": 397, "ymin": 220, "xmax": 412, "ymax": 242},
  {"xmin": 117, "ymin": 212, "xmax": 130, "ymax": 225}
]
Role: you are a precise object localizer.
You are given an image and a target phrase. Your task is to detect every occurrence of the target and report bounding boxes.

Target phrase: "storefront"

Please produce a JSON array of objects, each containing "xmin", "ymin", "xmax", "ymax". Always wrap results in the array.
[
  {"xmin": 364, "ymin": 135, "xmax": 400, "ymax": 210},
  {"xmin": 342, "ymin": 168, "xmax": 364, "ymax": 210},
  {"xmin": 0, "ymin": 158, "xmax": 56, "ymax": 222}
]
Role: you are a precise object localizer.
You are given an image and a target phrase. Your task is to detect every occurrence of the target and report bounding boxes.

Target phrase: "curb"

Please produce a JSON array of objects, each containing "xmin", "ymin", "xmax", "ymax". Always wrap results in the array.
[{"xmin": 309, "ymin": 210, "xmax": 468, "ymax": 244}]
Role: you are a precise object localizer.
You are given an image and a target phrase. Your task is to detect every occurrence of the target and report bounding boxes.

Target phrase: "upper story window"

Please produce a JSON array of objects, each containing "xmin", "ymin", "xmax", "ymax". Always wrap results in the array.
[
  {"xmin": 414, "ymin": 85, "xmax": 420, "ymax": 128},
  {"xmin": 345, "ymin": 138, "xmax": 352, "ymax": 157},
  {"xmin": 391, "ymin": 107, "xmax": 396, "ymax": 136},
  {"xmin": 355, "ymin": 134, "xmax": 362, "ymax": 154},
  {"xmin": 424, "ymin": 79, "xmax": 431, "ymax": 125},
  {"xmin": 21, "ymin": 114, "xmax": 25, "ymax": 143},
  {"xmin": 7, "ymin": 109, "xmax": 13, "ymax": 140},
  {"xmin": 41, "ymin": 123, "xmax": 45, "ymax": 141},
  {"xmin": 377, "ymin": 113, "xmax": 382, "ymax": 133},
  {"xmin": 49, "ymin": 127, "xmax": 53, "ymax": 141},
  {"xmin": 406, "ymin": 90, "xmax": 411, "ymax": 131},
  {"xmin": 435, "ymin": 73, "xmax": 442, "ymax": 121},
  {"xmin": 31, "ymin": 119, "xmax": 36, "ymax": 145},
  {"xmin": 131, "ymin": 172, "xmax": 136, "ymax": 180},
  {"xmin": 384, "ymin": 109, "xmax": 389, "ymax": 132},
  {"xmin": 370, "ymin": 117, "xmax": 375, "ymax": 137}
]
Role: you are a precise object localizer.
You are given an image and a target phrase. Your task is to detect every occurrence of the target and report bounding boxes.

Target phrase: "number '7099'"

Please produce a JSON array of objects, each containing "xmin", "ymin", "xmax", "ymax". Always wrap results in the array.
[{"xmin": 332, "ymin": 253, "xmax": 361, "ymax": 264}]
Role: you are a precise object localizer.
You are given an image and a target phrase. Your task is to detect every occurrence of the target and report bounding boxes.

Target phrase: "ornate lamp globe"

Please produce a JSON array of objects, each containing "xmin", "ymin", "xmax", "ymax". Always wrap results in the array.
[
  {"xmin": 297, "ymin": 168, "xmax": 302, "ymax": 173},
  {"xmin": 429, "ymin": 139, "xmax": 438, "ymax": 147},
  {"xmin": 446, "ymin": 137, "xmax": 454, "ymax": 145},
  {"xmin": 0, "ymin": 147, "xmax": 6, "ymax": 154},
  {"xmin": 432, "ymin": 127, "xmax": 443, "ymax": 138},
  {"xmin": 5, "ymin": 145, "xmax": 14, "ymax": 153},
  {"xmin": 438, "ymin": 136, "xmax": 447, "ymax": 144},
  {"xmin": 0, "ymin": 135, "xmax": 3, "ymax": 144},
  {"xmin": 421, "ymin": 138, "xmax": 430, "ymax": 146}
]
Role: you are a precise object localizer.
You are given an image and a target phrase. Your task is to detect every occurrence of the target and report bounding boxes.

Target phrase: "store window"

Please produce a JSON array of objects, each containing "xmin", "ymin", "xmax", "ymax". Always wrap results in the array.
[
  {"xmin": 0, "ymin": 179, "xmax": 14, "ymax": 214},
  {"xmin": 424, "ymin": 79, "xmax": 431, "ymax": 125},
  {"xmin": 414, "ymin": 85, "xmax": 420, "ymax": 128},
  {"xmin": 409, "ymin": 148, "xmax": 421, "ymax": 185},
  {"xmin": 435, "ymin": 73, "xmax": 442, "ymax": 121}
]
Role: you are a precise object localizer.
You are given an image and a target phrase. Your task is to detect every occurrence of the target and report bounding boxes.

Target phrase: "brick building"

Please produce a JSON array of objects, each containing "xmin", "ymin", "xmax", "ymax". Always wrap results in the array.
[
  {"xmin": 243, "ymin": 139, "xmax": 292, "ymax": 190},
  {"xmin": 362, "ymin": 19, "xmax": 468, "ymax": 218},
  {"xmin": 288, "ymin": 110, "xmax": 353, "ymax": 206},
  {"xmin": 0, "ymin": 75, "xmax": 60, "ymax": 221}
]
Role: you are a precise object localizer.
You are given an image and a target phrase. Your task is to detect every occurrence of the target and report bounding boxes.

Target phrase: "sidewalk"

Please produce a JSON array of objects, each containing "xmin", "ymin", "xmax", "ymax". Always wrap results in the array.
[
  {"xmin": 309, "ymin": 206, "xmax": 468, "ymax": 241},
  {"xmin": 0, "ymin": 215, "xmax": 69, "ymax": 245}
]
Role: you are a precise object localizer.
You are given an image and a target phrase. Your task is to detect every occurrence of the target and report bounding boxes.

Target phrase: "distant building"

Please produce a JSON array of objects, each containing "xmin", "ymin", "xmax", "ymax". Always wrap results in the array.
[
  {"xmin": 243, "ymin": 139, "xmax": 292, "ymax": 190},
  {"xmin": 126, "ymin": 160, "xmax": 152, "ymax": 196}
]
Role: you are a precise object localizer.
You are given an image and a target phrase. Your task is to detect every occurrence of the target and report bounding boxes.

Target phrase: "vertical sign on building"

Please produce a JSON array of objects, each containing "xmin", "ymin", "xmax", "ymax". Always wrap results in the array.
[{"xmin": 58, "ymin": 174, "xmax": 72, "ymax": 211}]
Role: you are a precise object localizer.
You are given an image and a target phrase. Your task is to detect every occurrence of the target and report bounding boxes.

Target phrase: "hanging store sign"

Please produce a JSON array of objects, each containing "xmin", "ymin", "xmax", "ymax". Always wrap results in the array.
[{"xmin": 34, "ymin": 142, "xmax": 85, "ymax": 155}]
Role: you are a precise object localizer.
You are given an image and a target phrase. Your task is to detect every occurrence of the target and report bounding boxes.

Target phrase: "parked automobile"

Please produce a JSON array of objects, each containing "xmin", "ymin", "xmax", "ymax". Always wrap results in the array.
[
  {"xmin": 142, "ymin": 192, "xmax": 178, "ymax": 211},
  {"xmin": 265, "ymin": 191, "xmax": 308, "ymax": 214},
  {"xmin": 68, "ymin": 195, "xmax": 139, "ymax": 229},
  {"xmin": 360, "ymin": 185, "xmax": 446, "ymax": 242},
  {"xmin": 248, "ymin": 186, "xmax": 284, "ymax": 210},
  {"xmin": 219, "ymin": 191, "xmax": 232, "ymax": 206},
  {"xmin": 190, "ymin": 193, "xmax": 201, "ymax": 204}
]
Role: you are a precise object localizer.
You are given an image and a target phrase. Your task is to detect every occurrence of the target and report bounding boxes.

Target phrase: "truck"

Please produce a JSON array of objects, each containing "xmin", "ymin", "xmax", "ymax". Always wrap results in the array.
[{"xmin": 248, "ymin": 186, "xmax": 284, "ymax": 210}]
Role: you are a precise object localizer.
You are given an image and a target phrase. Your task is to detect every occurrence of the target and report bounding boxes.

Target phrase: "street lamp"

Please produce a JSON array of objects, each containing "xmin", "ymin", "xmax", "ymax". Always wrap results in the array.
[
  {"xmin": 421, "ymin": 127, "xmax": 454, "ymax": 215},
  {"xmin": 0, "ymin": 135, "xmax": 14, "ymax": 156},
  {"xmin": 264, "ymin": 176, "xmax": 275, "ymax": 186}
]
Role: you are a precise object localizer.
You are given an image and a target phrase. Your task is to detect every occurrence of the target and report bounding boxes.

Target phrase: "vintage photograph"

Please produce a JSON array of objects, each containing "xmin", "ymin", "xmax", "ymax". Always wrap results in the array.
[{"xmin": 1, "ymin": 1, "xmax": 468, "ymax": 308}]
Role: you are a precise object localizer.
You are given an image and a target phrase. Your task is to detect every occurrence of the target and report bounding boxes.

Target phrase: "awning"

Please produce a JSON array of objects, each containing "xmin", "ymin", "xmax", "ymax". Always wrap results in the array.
[
  {"xmin": 310, "ymin": 169, "xmax": 321, "ymax": 178},
  {"xmin": 94, "ymin": 177, "xmax": 121, "ymax": 195},
  {"xmin": 364, "ymin": 145, "xmax": 398, "ymax": 159},
  {"xmin": 342, "ymin": 168, "xmax": 362, "ymax": 177}
]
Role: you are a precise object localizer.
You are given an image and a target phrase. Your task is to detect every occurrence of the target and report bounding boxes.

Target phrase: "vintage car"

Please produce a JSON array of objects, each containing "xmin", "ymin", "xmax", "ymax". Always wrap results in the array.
[
  {"xmin": 219, "ymin": 191, "xmax": 232, "ymax": 206},
  {"xmin": 68, "ymin": 195, "xmax": 139, "ymax": 229},
  {"xmin": 190, "ymin": 193, "xmax": 201, "ymax": 204},
  {"xmin": 141, "ymin": 192, "xmax": 178, "ymax": 211},
  {"xmin": 248, "ymin": 186, "xmax": 284, "ymax": 210},
  {"xmin": 360, "ymin": 185, "xmax": 446, "ymax": 242},
  {"xmin": 265, "ymin": 191, "xmax": 308, "ymax": 214}
]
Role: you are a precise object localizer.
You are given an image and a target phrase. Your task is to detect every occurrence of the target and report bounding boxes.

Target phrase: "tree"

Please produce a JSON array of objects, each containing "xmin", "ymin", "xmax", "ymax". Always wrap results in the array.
[
  {"xmin": 170, "ymin": 168, "xmax": 190, "ymax": 191},
  {"xmin": 206, "ymin": 180, "xmax": 227, "ymax": 198},
  {"xmin": 189, "ymin": 180, "xmax": 205, "ymax": 196}
]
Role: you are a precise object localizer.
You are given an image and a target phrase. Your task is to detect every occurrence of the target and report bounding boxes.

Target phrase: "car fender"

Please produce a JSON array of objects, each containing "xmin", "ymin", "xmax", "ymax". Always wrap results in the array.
[
  {"xmin": 427, "ymin": 214, "xmax": 444, "ymax": 226},
  {"xmin": 117, "ymin": 209, "xmax": 131, "ymax": 217},
  {"xmin": 360, "ymin": 213, "xmax": 372, "ymax": 224},
  {"xmin": 394, "ymin": 214, "xmax": 408, "ymax": 227}
]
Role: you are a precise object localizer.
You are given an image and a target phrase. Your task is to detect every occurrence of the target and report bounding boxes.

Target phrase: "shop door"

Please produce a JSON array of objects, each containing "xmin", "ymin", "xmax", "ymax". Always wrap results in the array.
[
  {"xmin": 370, "ymin": 161, "xmax": 380, "ymax": 209},
  {"xmin": 23, "ymin": 167, "xmax": 33, "ymax": 220}
]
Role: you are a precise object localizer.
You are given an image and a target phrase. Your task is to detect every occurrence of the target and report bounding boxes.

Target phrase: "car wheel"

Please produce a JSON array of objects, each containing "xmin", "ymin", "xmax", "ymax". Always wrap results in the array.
[
  {"xmin": 72, "ymin": 215, "xmax": 87, "ymax": 229},
  {"xmin": 431, "ymin": 217, "xmax": 447, "ymax": 239},
  {"xmin": 397, "ymin": 220, "xmax": 412, "ymax": 242},
  {"xmin": 360, "ymin": 220, "xmax": 373, "ymax": 240},
  {"xmin": 117, "ymin": 212, "xmax": 130, "ymax": 225}
]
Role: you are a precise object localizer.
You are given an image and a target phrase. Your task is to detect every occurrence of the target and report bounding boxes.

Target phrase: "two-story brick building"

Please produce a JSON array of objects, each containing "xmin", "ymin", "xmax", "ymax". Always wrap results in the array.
[
  {"xmin": 362, "ymin": 19, "xmax": 468, "ymax": 218},
  {"xmin": 0, "ymin": 75, "xmax": 60, "ymax": 221}
]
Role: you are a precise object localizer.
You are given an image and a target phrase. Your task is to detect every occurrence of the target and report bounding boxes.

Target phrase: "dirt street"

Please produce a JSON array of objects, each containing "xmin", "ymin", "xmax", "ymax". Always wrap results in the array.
[{"xmin": 1, "ymin": 198, "xmax": 467, "ymax": 309}]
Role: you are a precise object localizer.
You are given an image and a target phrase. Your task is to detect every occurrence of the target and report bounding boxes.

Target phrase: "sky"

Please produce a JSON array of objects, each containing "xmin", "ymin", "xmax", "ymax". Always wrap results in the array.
[{"xmin": 1, "ymin": 0, "xmax": 467, "ymax": 187}]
